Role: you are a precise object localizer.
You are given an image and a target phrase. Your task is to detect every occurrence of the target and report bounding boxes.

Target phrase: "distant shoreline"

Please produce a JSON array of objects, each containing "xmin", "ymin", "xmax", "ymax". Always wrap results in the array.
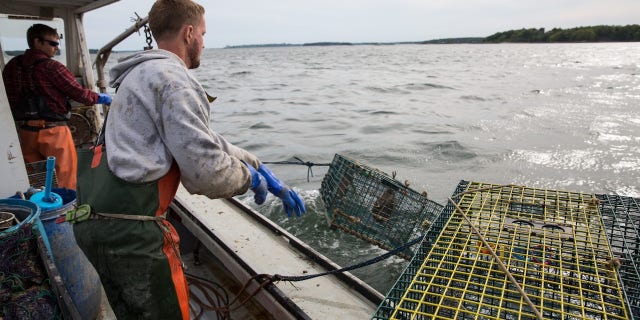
[
  {"xmin": 223, "ymin": 39, "xmax": 639, "ymax": 49},
  {"xmin": 224, "ymin": 38, "xmax": 485, "ymax": 49},
  {"xmin": 224, "ymin": 24, "xmax": 640, "ymax": 49}
]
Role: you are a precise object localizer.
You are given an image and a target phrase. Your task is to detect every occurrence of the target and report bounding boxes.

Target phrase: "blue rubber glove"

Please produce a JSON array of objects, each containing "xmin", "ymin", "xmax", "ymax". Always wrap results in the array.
[
  {"xmin": 245, "ymin": 163, "xmax": 267, "ymax": 205},
  {"xmin": 97, "ymin": 93, "xmax": 112, "ymax": 105},
  {"xmin": 258, "ymin": 164, "xmax": 306, "ymax": 217}
]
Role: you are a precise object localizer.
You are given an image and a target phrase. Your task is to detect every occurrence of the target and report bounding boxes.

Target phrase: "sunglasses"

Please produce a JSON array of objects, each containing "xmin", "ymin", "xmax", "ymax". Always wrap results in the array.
[{"xmin": 38, "ymin": 38, "xmax": 60, "ymax": 47}]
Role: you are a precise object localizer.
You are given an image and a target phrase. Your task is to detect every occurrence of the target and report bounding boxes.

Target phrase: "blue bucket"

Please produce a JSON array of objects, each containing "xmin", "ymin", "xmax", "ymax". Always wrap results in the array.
[
  {"xmin": 0, "ymin": 198, "xmax": 40, "ymax": 235},
  {"xmin": 39, "ymin": 188, "xmax": 102, "ymax": 320}
]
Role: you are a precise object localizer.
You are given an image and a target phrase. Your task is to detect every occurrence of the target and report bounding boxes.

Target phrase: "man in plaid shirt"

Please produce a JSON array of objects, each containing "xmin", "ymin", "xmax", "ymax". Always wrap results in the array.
[{"xmin": 2, "ymin": 23, "xmax": 111, "ymax": 189}]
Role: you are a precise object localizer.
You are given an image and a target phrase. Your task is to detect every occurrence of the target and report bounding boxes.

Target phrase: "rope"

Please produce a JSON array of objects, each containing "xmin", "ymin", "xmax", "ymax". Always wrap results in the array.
[
  {"xmin": 94, "ymin": 211, "xmax": 165, "ymax": 221},
  {"xmin": 185, "ymin": 273, "xmax": 230, "ymax": 319},
  {"xmin": 262, "ymin": 157, "xmax": 331, "ymax": 182},
  {"xmin": 183, "ymin": 235, "xmax": 423, "ymax": 316},
  {"xmin": 186, "ymin": 272, "xmax": 274, "ymax": 319},
  {"xmin": 270, "ymin": 235, "xmax": 424, "ymax": 282}
]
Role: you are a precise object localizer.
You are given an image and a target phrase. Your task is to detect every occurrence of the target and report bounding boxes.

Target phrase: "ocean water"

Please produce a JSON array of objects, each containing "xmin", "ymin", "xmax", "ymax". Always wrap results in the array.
[{"xmin": 107, "ymin": 43, "xmax": 640, "ymax": 294}]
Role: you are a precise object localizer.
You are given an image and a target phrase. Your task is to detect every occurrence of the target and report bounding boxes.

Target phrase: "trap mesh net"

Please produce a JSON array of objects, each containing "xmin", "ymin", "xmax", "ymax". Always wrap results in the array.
[
  {"xmin": 25, "ymin": 160, "xmax": 58, "ymax": 189},
  {"xmin": 373, "ymin": 180, "xmax": 630, "ymax": 320},
  {"xmin": 597, "ymin": 193, "xmax": 640, "ymax": 319},
  {"xmin": 320, "ymin": 154, "xmax": 443, "ymax": 259},
  {"xmin": 0, "ymin": 204, "xmax": 61, "ymax": 319}
]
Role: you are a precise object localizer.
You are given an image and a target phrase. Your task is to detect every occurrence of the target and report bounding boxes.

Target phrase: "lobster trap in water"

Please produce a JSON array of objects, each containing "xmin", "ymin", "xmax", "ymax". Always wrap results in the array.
[
  {"xmin": 373, "ymin": 181, "xmax": 630, "ymax": 320},
  {"xmin": 597, "ymin": 193, "xmax": 640, "ymax": 319},
  {"xmin": 320, "ymin": 154, "xmax": 443, "ymax": 259}
]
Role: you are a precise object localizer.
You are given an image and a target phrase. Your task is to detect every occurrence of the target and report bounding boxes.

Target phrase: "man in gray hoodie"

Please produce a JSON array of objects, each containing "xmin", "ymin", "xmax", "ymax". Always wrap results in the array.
[{"xmin": 72, "ymin": 0, "xmax": 305, "ymax": 318}]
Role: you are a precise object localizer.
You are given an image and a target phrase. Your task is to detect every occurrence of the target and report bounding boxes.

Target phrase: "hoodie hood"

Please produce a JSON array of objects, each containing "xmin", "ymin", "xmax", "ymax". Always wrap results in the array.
[{"xmin": 109, "ymin": 49, "xmax": 185, "ymax": 88}]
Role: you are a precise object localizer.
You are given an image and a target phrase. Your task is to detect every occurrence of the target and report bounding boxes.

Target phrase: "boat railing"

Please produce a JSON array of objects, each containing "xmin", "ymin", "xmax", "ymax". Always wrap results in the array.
[{"xmin": 94, "ymin": 13, "xmax": 149, "ymax": 116}]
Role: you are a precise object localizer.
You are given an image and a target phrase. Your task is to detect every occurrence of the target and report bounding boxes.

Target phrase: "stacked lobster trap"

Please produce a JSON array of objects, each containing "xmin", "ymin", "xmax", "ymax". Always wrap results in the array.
[
  {"xmin": 597, "ymin": 193, "xmax": 640, "ymax": 319},
  {"xmin": 373, "ymin": 181, "xmax": 631, "ymax": 320},
  {"xmin": 320, "ymin": 154, "xmax": 443, "ymax": 259}
]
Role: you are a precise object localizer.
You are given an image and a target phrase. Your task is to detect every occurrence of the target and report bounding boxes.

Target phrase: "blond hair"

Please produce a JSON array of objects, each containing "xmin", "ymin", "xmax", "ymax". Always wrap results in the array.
[{"xmin": 149, "ymin": 0, "xmax": 205, "ymax": 41}]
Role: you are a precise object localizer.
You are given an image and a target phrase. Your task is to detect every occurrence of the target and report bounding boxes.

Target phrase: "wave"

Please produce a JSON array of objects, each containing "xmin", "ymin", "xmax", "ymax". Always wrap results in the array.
[
  {"xmin": 416, "ymin": 140, "xmax": 477, "ymax": 161},
  {"xmin": 404, "ymin": 82, "xmax": 456, "ymax": 90},
  {"xmin": 249, "ymin": 122, "xmax": 273, "ymax": 130},
  {"xmin": 410, "ymin": 128, "xmax": 454, "ymax": 135},
  {"xmin": 365, "ymin": 86, "xmax": 410, "ymax": 94},
  {"xmin": 250, "ymin": 97, "xmax": 285, "ymax": 102},
  {"xmin": 459, "ymin": 95, "xmax": 486, "ymax": 101},
  {"xmin": 369, "ymin": 110, "xmax": 399, "ymax": 115},
  {"xmin": 229, "ymin": 71, "xmax": 252, "ymax": 76}
]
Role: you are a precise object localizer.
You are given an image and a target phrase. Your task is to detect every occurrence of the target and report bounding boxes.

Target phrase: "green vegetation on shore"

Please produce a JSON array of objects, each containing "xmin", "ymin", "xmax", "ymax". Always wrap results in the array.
[
  {"xmin": 484, "ymin": 24, "xmax": 640, "ymax": 43},
  {"xmin": 223, "ymin": 24, "xmax": 639, "ymax": 48}
]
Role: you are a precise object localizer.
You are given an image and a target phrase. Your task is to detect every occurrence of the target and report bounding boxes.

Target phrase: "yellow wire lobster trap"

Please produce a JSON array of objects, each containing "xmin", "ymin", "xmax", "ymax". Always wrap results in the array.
[
  {"xmin": 320, "ymin": 154, "xmax": 443, "ymax": 258},
  {"xmin": 373, "ymin": 180, "xmax": 630, "ymax": 320}
]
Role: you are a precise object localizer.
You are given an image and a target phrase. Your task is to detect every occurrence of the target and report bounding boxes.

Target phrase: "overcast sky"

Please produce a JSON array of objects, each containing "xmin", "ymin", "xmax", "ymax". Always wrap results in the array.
[{"xmin": 82, "ymin": 0, "xmax": 640, "ymax": 50}]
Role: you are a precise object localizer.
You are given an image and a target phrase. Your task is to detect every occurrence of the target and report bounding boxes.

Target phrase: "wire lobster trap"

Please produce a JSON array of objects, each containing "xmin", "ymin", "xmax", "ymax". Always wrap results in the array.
[
  {"xmin": 320, "ymin": 154, "xmax": 443, "ymax": 259},
  {"xmin": 25, "ymin": 160, "xmax": 58, "ymax": 189},
  {"xmin": 597, "ymin": 193, "xmax": 640, "ymax": 319},
  {"xmin": 373, "ymin": 180, "xmax": 630, "ymax": 320}
]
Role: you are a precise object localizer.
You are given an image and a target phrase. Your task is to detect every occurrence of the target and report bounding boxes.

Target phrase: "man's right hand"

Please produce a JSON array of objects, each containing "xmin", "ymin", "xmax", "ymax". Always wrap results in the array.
[
  {"xmin": 245, "ymin": 163, "xmax": 268, "ymax": 205},
  {"xmin": 258, "ymin": 164, "xmax": 306, "ymax": 217},
  {"xmin": 97, "ymin": 93, "xmax": 112, "ymax": 105}
]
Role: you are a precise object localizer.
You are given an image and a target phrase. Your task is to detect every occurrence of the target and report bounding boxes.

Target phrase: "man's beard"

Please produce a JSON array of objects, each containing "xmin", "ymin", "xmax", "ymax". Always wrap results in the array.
[{"xmin": 188, "ymin": 42, "xmax": 201, "ymax": 69}]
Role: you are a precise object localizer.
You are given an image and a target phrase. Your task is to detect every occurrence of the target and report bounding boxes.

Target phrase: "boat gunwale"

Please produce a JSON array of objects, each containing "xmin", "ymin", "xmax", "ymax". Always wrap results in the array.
[
  {"xmin": 170, "ymin": 195, "xmax": 384, "ymax": 319},
  {"xmin": 169, "ymin": 197, "xmax": 311, "ymax": 320}
]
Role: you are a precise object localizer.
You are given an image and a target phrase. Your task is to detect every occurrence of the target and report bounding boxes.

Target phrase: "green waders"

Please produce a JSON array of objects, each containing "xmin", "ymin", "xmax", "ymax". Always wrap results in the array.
[{"xmin": 72, "ymin": 145, "xmax": 189, "ymax": 320}]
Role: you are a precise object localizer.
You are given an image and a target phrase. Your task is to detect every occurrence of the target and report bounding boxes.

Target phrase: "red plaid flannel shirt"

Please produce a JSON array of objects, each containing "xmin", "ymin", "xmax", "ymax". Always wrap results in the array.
[{"xmin": 2, "ymin": 49, "xmax": 99, "ymax": 116}]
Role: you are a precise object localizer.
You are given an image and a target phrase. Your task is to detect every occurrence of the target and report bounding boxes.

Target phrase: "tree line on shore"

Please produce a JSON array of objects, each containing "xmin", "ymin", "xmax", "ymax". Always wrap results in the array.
[
  {"xmin": 222, "ymin": 25, "xmax": 640, "ymax": 48},
  {"xmin": 483, "ymin": 25, "xmax": 640, "ymax": 43}
]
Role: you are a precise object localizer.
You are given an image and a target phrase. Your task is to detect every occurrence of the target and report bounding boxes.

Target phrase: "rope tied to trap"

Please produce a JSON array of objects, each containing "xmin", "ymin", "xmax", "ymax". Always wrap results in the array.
[
  {"xmin": 262, "ymin": 156, "xmax": 331, "ymax": 182},
  {"xmin": 270, "ymin": 234, "xmax": 424, "ymax": 283},
  {"xmin": 187, "ymin": 234, "xmax": 424, "ymax": 319}
]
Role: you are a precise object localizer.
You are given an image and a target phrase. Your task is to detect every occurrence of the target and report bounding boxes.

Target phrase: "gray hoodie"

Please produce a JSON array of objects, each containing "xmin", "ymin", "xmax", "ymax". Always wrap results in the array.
[{"xmin": 106, "ymin": 49, "xmax": 259, "ymax": 199}]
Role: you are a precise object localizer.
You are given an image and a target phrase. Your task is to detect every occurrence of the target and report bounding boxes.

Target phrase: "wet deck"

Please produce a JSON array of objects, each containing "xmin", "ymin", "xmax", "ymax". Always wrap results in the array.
[{"xmin": 173, "ymin": 186, "xmax": 381, "ymax": 319}]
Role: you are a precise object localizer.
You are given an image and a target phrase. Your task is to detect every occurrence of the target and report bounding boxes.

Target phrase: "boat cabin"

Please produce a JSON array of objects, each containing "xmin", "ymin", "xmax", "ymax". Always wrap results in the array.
[{"xmin": 0, "ymin": 0, "xmax": 118, "ymax": 197}]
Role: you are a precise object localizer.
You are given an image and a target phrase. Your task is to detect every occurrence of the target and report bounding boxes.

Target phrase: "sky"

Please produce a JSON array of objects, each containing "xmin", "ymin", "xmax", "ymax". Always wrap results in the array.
[{"xmin": 78, "ymin": 0, "xmax": 640, "ymax": 50}]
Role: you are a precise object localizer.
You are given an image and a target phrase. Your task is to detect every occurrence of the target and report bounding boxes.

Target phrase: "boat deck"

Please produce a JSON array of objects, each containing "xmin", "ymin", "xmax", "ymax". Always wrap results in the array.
[{"xmin": 173, "ymin": 185, "xmax": 382, "ymax": 319}]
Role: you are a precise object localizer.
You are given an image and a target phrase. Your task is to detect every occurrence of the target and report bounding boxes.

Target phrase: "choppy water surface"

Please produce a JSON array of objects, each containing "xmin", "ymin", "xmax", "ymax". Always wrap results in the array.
[{"xmin": 112, "ymin": 43, "xmax": 640, "ymax": 293}]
